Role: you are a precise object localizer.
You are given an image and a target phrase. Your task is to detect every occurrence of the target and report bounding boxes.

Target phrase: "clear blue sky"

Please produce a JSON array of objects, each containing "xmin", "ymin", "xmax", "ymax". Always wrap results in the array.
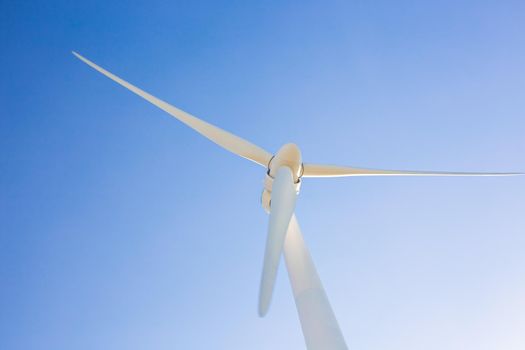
[{"xmin": 1, "ymin": 1, "xmax": 524, "ymax": 349}]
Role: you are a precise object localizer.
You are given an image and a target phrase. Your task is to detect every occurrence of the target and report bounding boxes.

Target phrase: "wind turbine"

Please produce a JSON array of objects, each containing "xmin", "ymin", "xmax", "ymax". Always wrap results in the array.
[{"xmin": 72, "ymin": 52, "xmax": 522, "ymax": 350}]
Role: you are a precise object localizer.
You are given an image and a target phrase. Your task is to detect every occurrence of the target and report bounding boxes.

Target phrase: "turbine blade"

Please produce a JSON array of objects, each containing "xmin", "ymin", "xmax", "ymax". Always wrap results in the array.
[
  {"xmin": 284, "ymin": 215, "xmax": 348, "ymax": 350},
  {"xmin": 72, "ymin": 51, "xmax": 272, "ymax": 166},
  {"xmin": 302, "ymin": 163, "xmax": 523, "ymax": 178},
  {"xmin": 258, "ymin": 166, "xmax": 297, "ymax": 316}
]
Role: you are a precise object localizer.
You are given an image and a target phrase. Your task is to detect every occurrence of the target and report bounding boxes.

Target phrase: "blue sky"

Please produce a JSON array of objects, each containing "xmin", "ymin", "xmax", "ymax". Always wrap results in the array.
[{"xmin": 1, "ymin": 1, "xmax": 524, "ymax": 349}]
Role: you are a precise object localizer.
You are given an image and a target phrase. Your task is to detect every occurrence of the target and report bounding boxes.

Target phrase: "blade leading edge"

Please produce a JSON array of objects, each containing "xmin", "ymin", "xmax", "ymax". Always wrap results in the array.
[
  {"xmin": 72, "ymin": 52, "xmax": 272, "ymax": 166},
  {"xmin": 258, "ymin": 166, "xmax": 298, "ymax": 317},
  {"xmin": 284, "ymin": 215, "xmax": 348, "ymax": 350}
]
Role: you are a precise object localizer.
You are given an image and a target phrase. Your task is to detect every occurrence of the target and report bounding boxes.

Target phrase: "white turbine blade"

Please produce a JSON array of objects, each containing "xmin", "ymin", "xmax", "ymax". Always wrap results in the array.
[
  {"xmin": 72, "ymin": 51, "xmax": 272, "ymax": 166},
  {"xmin": 302, "ymin": 163, "xmax": 523, "ymax": 178},
  {"xmin": 258, "ymin": 166, "xmax": 297, "ymax": 317},
  {"xmin": 284, "ymin": 215, "xmax": 347, "ymax": 350}
]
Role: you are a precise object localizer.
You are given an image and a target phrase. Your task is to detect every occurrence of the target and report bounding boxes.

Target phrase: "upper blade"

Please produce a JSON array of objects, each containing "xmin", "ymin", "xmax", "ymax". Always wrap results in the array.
[
  {"xmin": 302, "ymin": 163, "xmax": 523, "ymax": 178},
  {"xmin": 258, "ymin": 166, "xmax": 297, "ymax": 317},
  {"xmin": 72, "ymin": 52, "xmax": 272, "ymax": 166}
]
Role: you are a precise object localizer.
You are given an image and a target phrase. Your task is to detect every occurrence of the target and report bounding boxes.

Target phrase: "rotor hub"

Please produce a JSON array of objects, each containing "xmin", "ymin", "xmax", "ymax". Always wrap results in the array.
[
  {"xmin": 261, "ymin": 143, "xmax": 303, "ymax": 213},
  {"xmin": 268, "ymin": 143, "xmax": 303, "ymax": 181}
]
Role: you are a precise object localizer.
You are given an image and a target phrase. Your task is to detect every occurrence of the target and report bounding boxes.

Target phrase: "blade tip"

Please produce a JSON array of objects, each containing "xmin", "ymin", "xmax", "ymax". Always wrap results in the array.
[
  {"xmin": 71, "ymin": 51, "xmax": 83, "ymax": 60},
  {"xmin": 71, "ymin": 51, "xmax": 88, "ymax": 62},
  {"xmin": 257, "ymin": 296, "xmax": 270, "ymax": 317},
  {"xmin": 258, "ymin": 306, "xmax": 268, "ymax": 318}
]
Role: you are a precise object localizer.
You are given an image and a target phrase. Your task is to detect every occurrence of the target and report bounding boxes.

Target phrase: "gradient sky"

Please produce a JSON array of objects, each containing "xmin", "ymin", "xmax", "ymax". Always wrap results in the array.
[{"xmin": 1, "ymin": 1, "xmax": 525, "ymax": 349}]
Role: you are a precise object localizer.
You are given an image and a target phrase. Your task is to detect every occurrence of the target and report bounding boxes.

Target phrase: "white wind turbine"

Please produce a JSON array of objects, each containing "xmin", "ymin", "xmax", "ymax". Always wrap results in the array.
[{"xmin": 73, "ymin": 52, "xmax": 522, "ymax": 350}]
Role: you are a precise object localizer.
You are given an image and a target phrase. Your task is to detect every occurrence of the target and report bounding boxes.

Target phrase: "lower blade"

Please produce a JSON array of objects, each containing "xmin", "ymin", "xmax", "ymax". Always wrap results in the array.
[{"xmin": 258, "ymin": 166, "xmax": 297, "ymax": 317}]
